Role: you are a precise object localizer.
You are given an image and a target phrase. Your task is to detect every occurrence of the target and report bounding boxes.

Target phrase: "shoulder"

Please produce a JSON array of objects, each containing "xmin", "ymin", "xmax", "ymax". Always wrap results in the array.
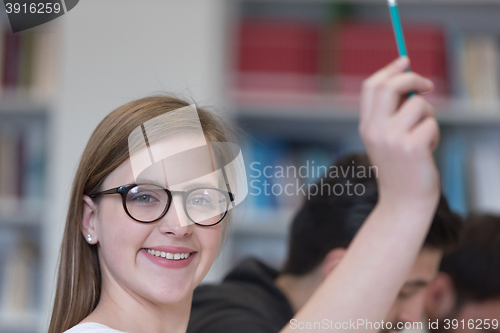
[
  {"xmin": 188, "ymin": 314, "xmax": 276, "ymax": 333},
  {"xmin": 192, "ymin": 270, "xmax": 278, "ymax": 312},
  {"xmin": 63, "ymin": 323, "xmax": 126, "ymax": 333},
  {"xmin": 188, "ymin": 259, "xmax": 293, "ymax": 333},
  {"xmin": 193, "ymin": 258, "xmax": 282, "ymax": 306}
]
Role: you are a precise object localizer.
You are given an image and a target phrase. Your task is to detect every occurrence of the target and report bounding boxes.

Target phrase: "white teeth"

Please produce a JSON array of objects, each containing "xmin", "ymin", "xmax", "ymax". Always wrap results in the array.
[{"xmin": 146, "ymin": 249, "xmax": 191, "ymax": 260}]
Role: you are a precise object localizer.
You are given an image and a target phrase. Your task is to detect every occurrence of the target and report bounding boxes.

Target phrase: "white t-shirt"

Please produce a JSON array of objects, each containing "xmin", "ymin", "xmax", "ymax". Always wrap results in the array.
[{"xmin": 64, "ymin": 323, "xmax": 126, "ymax": 333}]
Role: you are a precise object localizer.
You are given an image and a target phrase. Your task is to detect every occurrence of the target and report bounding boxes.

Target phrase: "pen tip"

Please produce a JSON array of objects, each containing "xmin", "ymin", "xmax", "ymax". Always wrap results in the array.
[{"xmin": 387, "ymin": 0, "xmax": 397, "ymax": 5}]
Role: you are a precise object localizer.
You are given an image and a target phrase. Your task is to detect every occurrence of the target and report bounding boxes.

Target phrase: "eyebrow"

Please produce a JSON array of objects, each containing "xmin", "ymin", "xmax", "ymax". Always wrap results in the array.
[
  {"xmin": 175, "ymin": 181, "xmax": 221, "ymax": 190},
  {"xmin": 136, "ymin": 178, "xmax": 220, "ymax": 190},
  {"xmin": 135, "ymin": 178, "xmax": 166, "ymax": 187},
  {"xmin": 402, "ymin": 280, "xmax": 429, "ymax": 288}
]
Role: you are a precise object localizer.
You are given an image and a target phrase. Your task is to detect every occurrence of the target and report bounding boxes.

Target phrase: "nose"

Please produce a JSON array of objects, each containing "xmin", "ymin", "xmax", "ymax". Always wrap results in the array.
[{"xmin": 157, "ymin": 196, "xmax": 193, "ymax": 237}]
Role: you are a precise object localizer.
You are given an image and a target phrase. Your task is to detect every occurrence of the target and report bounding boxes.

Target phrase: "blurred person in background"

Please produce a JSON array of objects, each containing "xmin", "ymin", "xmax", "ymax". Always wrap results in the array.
[
  {"xmin": 425, "ymin": 214, "xmax": 500, "ymax": 333},
  {"xmin": 188, "ymin": 153, "xmax": 463, "ymax": 333}
]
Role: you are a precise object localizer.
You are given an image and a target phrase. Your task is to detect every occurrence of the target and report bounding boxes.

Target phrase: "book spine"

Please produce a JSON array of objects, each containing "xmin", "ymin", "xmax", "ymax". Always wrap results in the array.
[
  {"xmin": 237, "ymin": 20, "xmax": 320, "ymax": 93},
  {"xmin": 3, "ymin": 32, "xmax": 20, "ymax": 92}
]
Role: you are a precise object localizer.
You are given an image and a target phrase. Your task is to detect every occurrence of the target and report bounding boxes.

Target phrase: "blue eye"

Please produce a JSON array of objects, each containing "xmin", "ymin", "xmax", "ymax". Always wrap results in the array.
[
  {"xmin": 127, "ymin": 189, "xmax": 163, "ymax": 207},
  {"xmin": 190, "ymin": 196, "xmax": 212, "ymax": 206},
  {"xmin": 134, "ymin": 194, "xmax": 157, "ymax": 203}
]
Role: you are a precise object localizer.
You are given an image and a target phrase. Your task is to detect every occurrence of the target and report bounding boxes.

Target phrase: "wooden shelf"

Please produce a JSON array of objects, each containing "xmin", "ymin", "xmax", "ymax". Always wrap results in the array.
[{"xmin": 233, "ymin": 94, "xmax": 500, "ymax": 128}]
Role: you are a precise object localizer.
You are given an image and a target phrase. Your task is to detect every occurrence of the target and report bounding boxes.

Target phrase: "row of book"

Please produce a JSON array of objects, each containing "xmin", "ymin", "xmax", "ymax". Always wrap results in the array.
[
  {"xmin": 0, "ymin": 27, "xmax": 58, "ymax": 99},
  {"xmin": 229, "ymin": 127, "xmax": 500, "ymax": 273},
  {"xmin": 234, "ymin": 19, "xmax": 500, "ymax": 110},
  {"xmin": 242, "ymin": 133, "xmax": 500, "ymax": 218},
  {"xmin": 242, "ymin": 137, "xmax": 363, "ymax": 210},
  {"xmin": 455, "ymin": 34, "xmax": 500, "ymax": 111},
  {"xmin": 439, "ymin": 131, "xmax": 500, "ymax": 217},
  {"xmin": 0, "ymin": 120, "xmax": 45, "ymax": 213},
  {"xmin": 236, "ymin": 20, "xmax": 447, "ymax": 96}
]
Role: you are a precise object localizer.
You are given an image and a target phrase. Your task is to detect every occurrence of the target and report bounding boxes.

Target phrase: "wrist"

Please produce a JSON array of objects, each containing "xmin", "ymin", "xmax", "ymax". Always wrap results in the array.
[{"xmin": 378, "ymin": 190, "xmax": 439, "ymax": 216}]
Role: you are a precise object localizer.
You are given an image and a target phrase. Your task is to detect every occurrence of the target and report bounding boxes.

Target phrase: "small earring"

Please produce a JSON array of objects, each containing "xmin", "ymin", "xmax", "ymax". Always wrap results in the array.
[{"xmin": 87, "ymin": 234, "xmax": 92, "ymax": 242}]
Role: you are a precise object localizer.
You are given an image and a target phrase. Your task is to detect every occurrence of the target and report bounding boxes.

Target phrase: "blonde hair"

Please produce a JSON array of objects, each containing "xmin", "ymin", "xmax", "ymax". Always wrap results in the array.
[{"xmin": 49, "ymin": 96, "xmax": 236, "ymax": 333}]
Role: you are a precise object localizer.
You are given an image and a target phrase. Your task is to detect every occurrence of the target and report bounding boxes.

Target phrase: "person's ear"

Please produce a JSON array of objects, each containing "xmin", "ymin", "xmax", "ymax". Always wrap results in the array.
[
  {"xmin": 425, "ymin": 272, "xmax": 456, "ymax": 319},
  {"xmin": 321, "ymin": 248, "xmax": 346, "ymax": 280},
  {"xmin": 81, "ymin": 195, "xmax": 98, "ymax": 244}
]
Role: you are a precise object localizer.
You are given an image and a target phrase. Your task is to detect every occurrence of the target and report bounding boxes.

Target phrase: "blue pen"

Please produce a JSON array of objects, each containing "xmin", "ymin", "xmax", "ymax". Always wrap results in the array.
[
  {"xmin": 387, "ymin": 0, "xmax": 415, "ymax": 96},
  {"xmin": 388, "ymin": 0, "xmax": 409, "ymax": 60}
]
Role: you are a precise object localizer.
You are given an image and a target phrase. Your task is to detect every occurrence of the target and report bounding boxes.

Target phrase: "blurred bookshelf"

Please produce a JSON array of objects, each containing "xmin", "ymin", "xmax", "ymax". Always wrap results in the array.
[
  {"xmin": 235, "ymin": 100, "xmax": 500, "ymax": 127},
  {"xmin": 0, "ymin": 20, "xmax": 58, "ymax": 333},
  {"xmin": 222, "ymin": 0, "xmax": 500, "ymax": 272}
]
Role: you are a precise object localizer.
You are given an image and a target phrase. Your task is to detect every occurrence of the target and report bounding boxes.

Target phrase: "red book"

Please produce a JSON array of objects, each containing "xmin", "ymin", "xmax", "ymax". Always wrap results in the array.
[
  {"xmin": 3, "ymin": 31, "xmax": 21, "ymax": 90},
  {"xmin": 332, "ymin": 21, "xmax": 448, "ymax": 96},
  {"xmin": 237, "ymin": 19, "xmax": 320, "ymax": 93}
]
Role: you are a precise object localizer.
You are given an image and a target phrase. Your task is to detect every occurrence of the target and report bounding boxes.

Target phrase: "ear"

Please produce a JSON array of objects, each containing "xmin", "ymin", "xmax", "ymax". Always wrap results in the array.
[
  {"xmin": 321, "ymin": 248, "xmax": 346, "ymax": 280},
  {"xmin": 425, "ymin": 272, "xmax": 456, "ymax": 319},
  {"xmin": 81, "ymin": 195, "xmax": 99, "ymax": 244}
]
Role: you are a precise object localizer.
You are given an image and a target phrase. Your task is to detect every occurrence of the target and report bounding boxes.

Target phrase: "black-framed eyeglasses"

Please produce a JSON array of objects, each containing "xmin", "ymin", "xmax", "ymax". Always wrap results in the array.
[{"xmin": 89, "ymin": 184, "xmax": 234, "ymax": 226}]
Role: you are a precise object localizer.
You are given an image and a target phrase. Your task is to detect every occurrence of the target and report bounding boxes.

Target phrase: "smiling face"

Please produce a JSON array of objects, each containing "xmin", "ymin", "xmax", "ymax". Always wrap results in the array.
[{"xmin": 82, "ymin": 133, "xmax": 224, "ymax": 307}]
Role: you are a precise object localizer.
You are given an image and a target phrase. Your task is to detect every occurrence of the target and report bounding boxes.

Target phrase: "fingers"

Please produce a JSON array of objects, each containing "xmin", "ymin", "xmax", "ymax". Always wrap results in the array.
[
  {"xmin": 359, "ymin": 57, "xmax": 439, "ymax": 152},
  {"xmin": 360, "ymin": 57, "xmax": 410, "ymax": 121},
  {"xmin": 358, "ymin": 58, "xmax": 441, "ymax": 204},
  {"xmin": 372, "ymin": 73, "xmax": 434, "ymax": 120},
  {"xmin": 363, "ymin": 57, "xmax": 410, "ymax": 95},
  {"xmin": 410, "ymin": 116, "xmax": 440, "ymax": 152},
  {"xmin": 393, "ymin": 96, "xmax": 435, "ymax": 133},
  {"xmin": 360, "ymin": 57, "xmax": 435, "ymax": 130}
]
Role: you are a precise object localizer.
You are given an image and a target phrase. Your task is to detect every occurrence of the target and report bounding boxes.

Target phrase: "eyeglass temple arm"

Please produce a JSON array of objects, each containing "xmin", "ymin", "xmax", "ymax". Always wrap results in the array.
[{"xmin": 89, "ymin": 187, "xmax": 120, "ymax": 198}]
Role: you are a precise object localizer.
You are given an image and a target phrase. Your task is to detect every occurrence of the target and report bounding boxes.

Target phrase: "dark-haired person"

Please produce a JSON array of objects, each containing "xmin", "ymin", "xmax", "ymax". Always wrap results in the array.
[
  {"xmin": 425, "ymin": 214, "xmax": 500, "ymax": 333},
  {"xmin": 187, "ymin": 153, "xmax": 463, "ymax": 333}
]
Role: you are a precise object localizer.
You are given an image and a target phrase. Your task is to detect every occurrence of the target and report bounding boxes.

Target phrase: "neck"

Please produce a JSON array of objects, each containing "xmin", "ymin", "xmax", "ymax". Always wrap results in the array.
[
  {"xmin": 83, "ymin": 285, "xmax": 192, "ymax": 333},
  {"xmin": 275, "ymin": 271, "xmax": 322, "ymax": 313}
]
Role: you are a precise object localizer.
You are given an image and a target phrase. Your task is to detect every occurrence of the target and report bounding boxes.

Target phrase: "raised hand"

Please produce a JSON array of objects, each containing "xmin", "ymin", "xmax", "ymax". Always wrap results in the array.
[{"xmin": 359, "ymin": 56, "xmax": 440, "ymax": 208}]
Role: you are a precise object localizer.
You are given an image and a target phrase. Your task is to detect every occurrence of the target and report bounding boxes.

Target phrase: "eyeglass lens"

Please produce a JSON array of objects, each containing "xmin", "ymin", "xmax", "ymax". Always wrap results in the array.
[
  {"xmin": 185, "ymin": 188, "xmax": 229, "ymax": 225},
  {"xmin": 125, "ymin": 185, "xmax": 228, "ymax": 225}
]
